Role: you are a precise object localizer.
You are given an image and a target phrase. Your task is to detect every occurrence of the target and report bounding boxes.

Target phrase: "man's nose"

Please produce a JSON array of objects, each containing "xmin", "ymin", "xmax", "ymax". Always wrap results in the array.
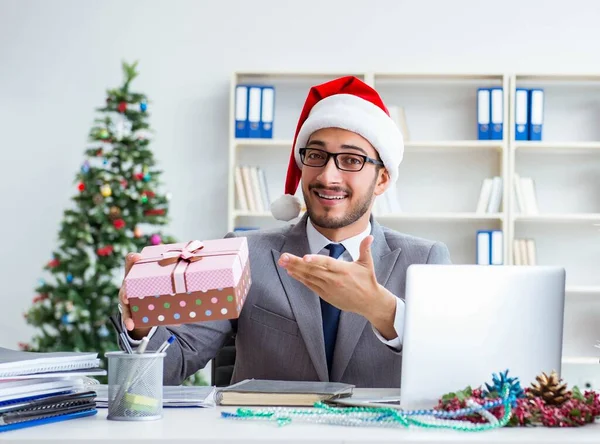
[{"xmin": 317, "ymin": 155, "xmax": 343, "ymax": 183}]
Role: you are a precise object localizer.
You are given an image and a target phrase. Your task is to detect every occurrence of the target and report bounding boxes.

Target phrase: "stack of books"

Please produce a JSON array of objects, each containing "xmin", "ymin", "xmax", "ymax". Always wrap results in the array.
[{"xmin": 0, "ymin": 347, "xmax": 105, "ymax": 432}]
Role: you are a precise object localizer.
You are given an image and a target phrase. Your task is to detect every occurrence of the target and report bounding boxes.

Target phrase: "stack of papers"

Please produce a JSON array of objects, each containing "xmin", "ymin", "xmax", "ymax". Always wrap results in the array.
[
  {"xmin": 0, "ymin": 347, "xmax": 106, "ymax": 432},
  {"xmin": 93, "ymin": 384, "xmax": 216, "ymax": 408}
]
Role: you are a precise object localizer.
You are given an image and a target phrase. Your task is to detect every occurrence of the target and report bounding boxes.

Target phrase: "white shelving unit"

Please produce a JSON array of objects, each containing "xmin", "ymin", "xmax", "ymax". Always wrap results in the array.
[{"xmin": 228, "ymin": 71, "xmax": 600, "ymax": 386}]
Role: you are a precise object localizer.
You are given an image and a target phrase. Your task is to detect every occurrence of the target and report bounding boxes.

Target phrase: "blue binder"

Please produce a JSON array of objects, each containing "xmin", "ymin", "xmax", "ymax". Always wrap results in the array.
[
  {"xmin": 477, "ymin": 88, "xmax": 491, "ymax": 140},
  {"xmin": 247, "ymin": 86, "xmax": 262, "ymax": 138},
  {"xmin": 528, "ymin": 89, "xmax": 544, "ymax": 141},
  {"xmin": 476, "ymin": 230, "xmax": 491, "ymax": 265},
  {"xmin": 234, "ymin": 85, "xmax": 249, "ymax": 139},
  {"xmin": 514, "ymin": 88, "xmax": 529, "ymax": 141},
  {"xmin": 490, "ymin": 87, "xmax": 503, "ymax": 140},
  {"xmin": 260, "ymin": 86, "xmax": 275, "ymax": 138}
]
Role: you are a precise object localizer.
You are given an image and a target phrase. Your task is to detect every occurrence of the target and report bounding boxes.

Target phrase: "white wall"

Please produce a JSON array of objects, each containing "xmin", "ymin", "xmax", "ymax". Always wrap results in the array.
[{"xmin": 1, "ymin": 0, "xmax": 600, "ymax": 354}]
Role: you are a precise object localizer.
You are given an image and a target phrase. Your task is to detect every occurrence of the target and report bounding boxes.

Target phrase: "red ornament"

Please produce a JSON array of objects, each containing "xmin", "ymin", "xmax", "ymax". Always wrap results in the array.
[
  {"xmin": 97, "ymin": 245, "xmax": 114, "ymax": 256},
  {"xmin": 120, "ymin": 179, "xmax": 128, "ymax": 188},
  {"xmin": 48, "ymin": 258, "xmax": 60, "ymax": 268},
  {"xmin": 134, "ymin": 173, "xmax": 144, "ymax": 181},
  {"xmin": 113, "ymin": 219, "xmax": 126, "ymax": 230},
  {"xmin": 117, "ymin": 101, "xmax": 127, "ymax": 113},
  {"xmin": 144, "ymin": 208, "xmax": 166, "ymax": 216},
  {"xmin": 77, "ymin": 182, "xmax": 85, "ymax": 192},
  {"xmin": 96, "ymin": 149, "xmax": 103, "ymax": 156},
  {"xmin": 142, "ymin": 190, "xmax": 156, "ymax": 198}
]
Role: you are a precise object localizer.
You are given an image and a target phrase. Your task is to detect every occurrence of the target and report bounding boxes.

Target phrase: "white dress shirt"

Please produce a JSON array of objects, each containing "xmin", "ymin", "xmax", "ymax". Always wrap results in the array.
[
  {"xmin": 125, "ymin": 218, "xmax": 405, "ymax": 350},
  {"xmin": 305, "ymin": 218, "xmax": 404, "ymax": 351}
]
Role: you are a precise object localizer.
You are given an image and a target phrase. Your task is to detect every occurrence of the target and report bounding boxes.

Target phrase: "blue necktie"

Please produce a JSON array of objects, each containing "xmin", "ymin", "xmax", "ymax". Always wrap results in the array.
[{"xmin": 321, "ymin": 243, "xmax": 345, "ymax": 376}]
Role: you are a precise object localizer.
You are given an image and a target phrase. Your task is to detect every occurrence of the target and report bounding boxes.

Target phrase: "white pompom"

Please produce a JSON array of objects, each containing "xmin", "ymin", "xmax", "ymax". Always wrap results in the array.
[{"xmin": 270, "ymin": 194, "xmax": 302, "ymax": 221}]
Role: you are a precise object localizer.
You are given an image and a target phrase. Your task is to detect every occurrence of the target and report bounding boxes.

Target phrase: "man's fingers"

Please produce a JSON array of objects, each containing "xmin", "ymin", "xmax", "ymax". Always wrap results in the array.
[
  {"xmin": 125, "ymin": 252, "xmax": 142, "ymax": 275},
  {"xmin": 118, "ymin": 287, "xmax": 135, "ymax": 331}
]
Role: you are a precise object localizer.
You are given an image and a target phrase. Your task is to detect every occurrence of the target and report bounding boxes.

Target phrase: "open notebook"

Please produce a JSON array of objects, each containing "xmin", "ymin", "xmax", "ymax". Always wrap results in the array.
[{"xmin": 0, "ymin": 348, "xmax": 101, "ymax": 378}]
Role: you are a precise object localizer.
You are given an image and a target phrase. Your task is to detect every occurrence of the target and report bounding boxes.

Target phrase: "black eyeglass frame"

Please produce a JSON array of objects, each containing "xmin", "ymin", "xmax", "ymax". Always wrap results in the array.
[{"xmin": 298, "ymin": 147, "xmax": 384, "ymax": 172}]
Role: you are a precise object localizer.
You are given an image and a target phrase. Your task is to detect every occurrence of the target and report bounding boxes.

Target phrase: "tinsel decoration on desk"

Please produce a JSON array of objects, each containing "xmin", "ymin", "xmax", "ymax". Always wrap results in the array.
[
  {"xmin": 222, "ymin": 370, "xmax": 600, "ymax": 430},
  {"xmin": 221, "ymin": 378, "xmax": 515, "ymax": 431}
]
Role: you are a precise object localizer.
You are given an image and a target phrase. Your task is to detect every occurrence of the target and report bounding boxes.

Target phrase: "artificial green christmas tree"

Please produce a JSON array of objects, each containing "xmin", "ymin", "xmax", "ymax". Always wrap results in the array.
[{"xmin": 21, "ymin": 61, "xmax": 191, "ymax": 381}]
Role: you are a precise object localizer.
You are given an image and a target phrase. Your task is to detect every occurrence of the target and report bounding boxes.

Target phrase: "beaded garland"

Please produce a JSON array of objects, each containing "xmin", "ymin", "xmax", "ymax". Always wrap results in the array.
[{"xmin": 221, "ymin": 384, "xmax": 513, "ymax": 431}]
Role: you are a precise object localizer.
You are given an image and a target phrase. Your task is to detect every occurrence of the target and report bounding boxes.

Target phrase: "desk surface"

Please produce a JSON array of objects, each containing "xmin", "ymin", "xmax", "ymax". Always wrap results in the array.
[{"xmin": 2, "ymin": 389, "xmax": 599, "ymax": 443}]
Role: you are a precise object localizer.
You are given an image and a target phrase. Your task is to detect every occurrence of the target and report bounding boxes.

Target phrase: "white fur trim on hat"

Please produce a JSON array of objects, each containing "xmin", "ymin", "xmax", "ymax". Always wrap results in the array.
[
  {"xmin": 293, "ymin": 93, "xmax": 404, "ymax": 184},
  {"xmin": 270, "ymin": 193, "xmax": 302, "ymax": 221}
]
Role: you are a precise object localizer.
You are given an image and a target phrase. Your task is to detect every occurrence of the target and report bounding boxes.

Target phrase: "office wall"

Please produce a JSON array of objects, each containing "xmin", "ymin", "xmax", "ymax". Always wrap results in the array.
[{"xmin": 1, "ymin": 0, "xmax": 599, "ymax": 367}]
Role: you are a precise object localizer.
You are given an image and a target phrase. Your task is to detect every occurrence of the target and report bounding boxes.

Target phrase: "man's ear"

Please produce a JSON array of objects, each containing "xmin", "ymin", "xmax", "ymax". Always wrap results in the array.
[{"xmin": 374, "ymin": 168, "xmax": 391, "ymax": 197}]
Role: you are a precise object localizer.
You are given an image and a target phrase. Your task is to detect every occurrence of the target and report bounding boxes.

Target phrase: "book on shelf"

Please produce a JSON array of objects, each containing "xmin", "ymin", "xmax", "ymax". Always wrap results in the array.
[
  {"xmin": 513, "ymin": 173, "xmax": 539, "ymax": 215},
  {"xmin": 475, "ymin": 176, "xmax": 503, "ymax": 214},
  {"xmin": 235, "ymin": 165, "xmax": 271, "ymax": 213},
  {"xmin": 513, "ymin": 238, "xmax": 537, "ymax": 265}
]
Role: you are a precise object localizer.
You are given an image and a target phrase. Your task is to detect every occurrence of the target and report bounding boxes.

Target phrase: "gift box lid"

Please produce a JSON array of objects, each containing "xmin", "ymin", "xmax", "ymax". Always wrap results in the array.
[{"xmin": 124, "ymin": 237, "xmax": 249, "ymax": 298}]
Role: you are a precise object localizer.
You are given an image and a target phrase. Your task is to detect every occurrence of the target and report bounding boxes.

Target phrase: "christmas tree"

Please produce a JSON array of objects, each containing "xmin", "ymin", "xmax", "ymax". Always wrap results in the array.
[{"xmin": 22, "ymin": 61, "xmax": 205, "ymax": 384}]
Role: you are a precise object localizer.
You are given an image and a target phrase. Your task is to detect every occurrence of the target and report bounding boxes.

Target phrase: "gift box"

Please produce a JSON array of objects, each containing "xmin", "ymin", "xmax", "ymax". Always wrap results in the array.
[{"xmin": 124, "ymin": 238, "xmax": 251, "ymax": 327}]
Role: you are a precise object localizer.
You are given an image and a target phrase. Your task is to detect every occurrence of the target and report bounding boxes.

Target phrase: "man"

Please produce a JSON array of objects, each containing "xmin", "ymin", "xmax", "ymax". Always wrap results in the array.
[{"xmin": 117, "ymin": 76, "xmax": 451, "ymax": 387}]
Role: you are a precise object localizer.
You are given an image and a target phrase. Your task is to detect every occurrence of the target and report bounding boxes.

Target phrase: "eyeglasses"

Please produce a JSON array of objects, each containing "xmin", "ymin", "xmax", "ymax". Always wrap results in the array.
[{"xmin": 298, "ymin": 148, "xmax": 384, "ymax": 172}]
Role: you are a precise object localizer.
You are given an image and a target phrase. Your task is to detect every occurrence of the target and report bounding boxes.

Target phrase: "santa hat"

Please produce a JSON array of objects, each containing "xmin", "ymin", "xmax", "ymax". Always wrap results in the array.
[{"xmin": 270, "ymin": 75, "xmax": 405, "ymax": 221}]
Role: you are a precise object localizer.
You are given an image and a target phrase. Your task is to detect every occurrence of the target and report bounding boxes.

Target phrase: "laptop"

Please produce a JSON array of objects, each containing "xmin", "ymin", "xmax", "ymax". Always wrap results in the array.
[{"xmin": 398, "ymin": 264, "xmax": 566, "ymax": 410}]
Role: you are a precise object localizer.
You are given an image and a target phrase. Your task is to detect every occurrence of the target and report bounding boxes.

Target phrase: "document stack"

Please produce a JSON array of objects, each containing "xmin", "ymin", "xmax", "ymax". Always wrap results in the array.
[{"xmin": 0, "ymin": 347, "xmax": 106, "ymax": 432}]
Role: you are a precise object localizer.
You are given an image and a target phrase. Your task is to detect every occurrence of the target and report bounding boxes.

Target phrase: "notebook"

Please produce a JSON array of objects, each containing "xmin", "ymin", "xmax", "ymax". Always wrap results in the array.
[
  {"xmin": 215, "ymin": 379, "xmax": 354, "ymax": 407},
  {"xmin": 0, "ymin": 378, "xmax": 84, "ymax": 402},
  {"xmin": 0, "ymin": 347, "xmax": 100, "ymax": 378},
  {"xmin": 0, "ymin": 391, "xmax": 97, "ymax": 432}
]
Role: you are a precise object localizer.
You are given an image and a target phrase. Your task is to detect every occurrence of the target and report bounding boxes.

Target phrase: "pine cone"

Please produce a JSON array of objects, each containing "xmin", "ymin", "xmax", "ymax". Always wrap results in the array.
[{"xmin": 528, "ymin": 371, "xmax": 568, "ymax": 406}]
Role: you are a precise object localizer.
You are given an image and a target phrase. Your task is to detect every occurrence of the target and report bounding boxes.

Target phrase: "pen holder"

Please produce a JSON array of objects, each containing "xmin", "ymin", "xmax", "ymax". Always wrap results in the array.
[{"xmin": 105, "ymin": 351, "xmax": 166, "ymax": 421}]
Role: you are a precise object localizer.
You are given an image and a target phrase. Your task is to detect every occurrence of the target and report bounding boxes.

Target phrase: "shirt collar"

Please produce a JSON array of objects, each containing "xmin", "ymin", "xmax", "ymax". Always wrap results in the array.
[{"xmin": 306, "ymin": 217, "xmax": 371, "ymax": 261}]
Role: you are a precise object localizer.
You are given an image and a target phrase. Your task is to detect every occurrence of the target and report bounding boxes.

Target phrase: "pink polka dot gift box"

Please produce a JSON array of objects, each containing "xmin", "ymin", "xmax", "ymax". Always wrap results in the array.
[{"xmin": 124, "ymin": 238, "xmax": 251, "ymax": 327}]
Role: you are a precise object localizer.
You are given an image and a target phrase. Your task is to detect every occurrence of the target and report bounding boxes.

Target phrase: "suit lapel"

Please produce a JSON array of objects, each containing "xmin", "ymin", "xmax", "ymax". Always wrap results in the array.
[
  {"xmin": 330, "ymin": 217, "xmax": 402, "ymax": 382},
  {"xmin": 272, "ymin": 214, "xmax": 329, "ymax": 382}
]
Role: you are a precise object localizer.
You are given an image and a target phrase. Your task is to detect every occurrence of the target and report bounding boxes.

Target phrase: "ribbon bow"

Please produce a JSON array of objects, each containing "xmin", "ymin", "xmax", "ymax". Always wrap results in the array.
[{"xmin": 158, "ymin": 240, "xmax": 204, "ymax": 266}]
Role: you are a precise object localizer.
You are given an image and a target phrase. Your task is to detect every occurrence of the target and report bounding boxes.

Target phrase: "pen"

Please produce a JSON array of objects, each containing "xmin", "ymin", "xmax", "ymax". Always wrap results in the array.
[
  {"xmin": 157, "ymin": 335, "xmax": 176, "ymax": 354},
  {"xmin": 120, "ymin": 333, "xmax": 133, "ymax": 354}
]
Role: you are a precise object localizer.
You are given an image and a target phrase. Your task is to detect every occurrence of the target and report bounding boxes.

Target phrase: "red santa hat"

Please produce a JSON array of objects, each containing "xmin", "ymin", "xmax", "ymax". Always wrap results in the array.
[{"xmin": 270, "ymin": 75, "xmax": 405, "ymax": 221}]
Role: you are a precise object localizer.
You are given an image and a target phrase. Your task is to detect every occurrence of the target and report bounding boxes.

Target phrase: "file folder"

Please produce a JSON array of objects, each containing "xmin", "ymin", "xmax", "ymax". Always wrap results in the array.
[
  {"xmin": 514, "ymin": 88, "xmax": 529, "ymax": 141},
  {"xmin": 247, "ymin": 86, "xmax": 262, "ymax": 138},
  {"xmin": 528, "ymin": 89, "xmax": 544, "ymax": 141},
  {"xmin": 477, "ymin": 88, "xmax": 491, "ymax": 140},
  {"xmin": 490, "ymin": 87, "xmax": 503, "ymax": 140},
  {"xmin": 476, "ymin": 230, "xmax": 491, "ymax": 265},
  {"xmin": 490, "ymin": 230, "xmax": 503, "ymax": 265},
  {"xmin": 260, "ymin": 86, "xmax": 274, "ymax": 138},
  {"xmin": 234, "ymin": 85, "xmax": 249, "ymax": 138}
]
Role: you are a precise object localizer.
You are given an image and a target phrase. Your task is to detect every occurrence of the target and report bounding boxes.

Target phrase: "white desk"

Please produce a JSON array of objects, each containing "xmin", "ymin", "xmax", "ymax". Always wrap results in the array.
[{"xmin": 2, "ymin": 389, "xmax": 599, "ymax": 443}]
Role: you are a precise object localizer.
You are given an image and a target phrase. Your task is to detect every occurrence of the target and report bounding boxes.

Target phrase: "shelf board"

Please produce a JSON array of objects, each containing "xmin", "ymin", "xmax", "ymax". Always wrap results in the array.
[
  {"xmin": 405, "ymin": 140, "xmax": 504, "ymax": 151},
  {"xmin": 514, "ymin": 214, "xmax": 600, "ymax": 223},
  {"xmin": 566, "ymin": 286, "xmax": 600, "ymax": 295},
  {"xmin": 234, "ymin": 138, "xmax": 291, "ymax": 148},
  {"xmin": 235, "ymin": 211, "xmax": 503, "ymax": 221},
  {"xmin": 234, "ymin": 139, "xmax": 504, "ymax": 151},
  {"xmin": 562, "ymin": 356, "xmax": 600, "ymax": 365},
  {"xmin": 514, "ymin": 141, "xmax": 600, "ymax": 152}
]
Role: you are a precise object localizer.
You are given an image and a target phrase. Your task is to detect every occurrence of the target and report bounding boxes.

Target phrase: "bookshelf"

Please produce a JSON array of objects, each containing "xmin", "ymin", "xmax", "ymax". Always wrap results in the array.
[{"xmin": 228, "ymin": 71, "xmax": 600, "ymax": 385}]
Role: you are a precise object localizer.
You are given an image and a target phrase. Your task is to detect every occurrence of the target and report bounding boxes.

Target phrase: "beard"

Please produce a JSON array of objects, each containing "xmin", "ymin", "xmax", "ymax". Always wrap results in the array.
[{"xmin": 304, "ymin": 174, "xmax": 378, "ymax": 229}]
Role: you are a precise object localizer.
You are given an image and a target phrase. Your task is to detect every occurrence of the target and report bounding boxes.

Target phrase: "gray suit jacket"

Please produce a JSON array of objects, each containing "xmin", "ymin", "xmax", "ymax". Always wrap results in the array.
[{"xmin": 122, "ymin": 213, "xmax": 451, "ymax": 387}]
